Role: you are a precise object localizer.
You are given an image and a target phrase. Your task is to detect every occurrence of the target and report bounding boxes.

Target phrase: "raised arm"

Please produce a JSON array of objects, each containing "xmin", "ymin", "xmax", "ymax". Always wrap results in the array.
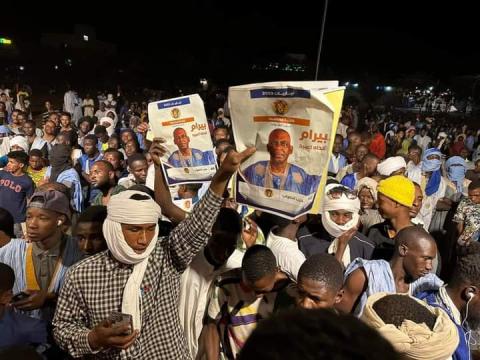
[
  {"xmin": 166, "ymin": 144, "xmax": 256, "ymax": 272},
  {"xmin": 335, "ymin": 267, "xmax": 368, "ymax": 314}
]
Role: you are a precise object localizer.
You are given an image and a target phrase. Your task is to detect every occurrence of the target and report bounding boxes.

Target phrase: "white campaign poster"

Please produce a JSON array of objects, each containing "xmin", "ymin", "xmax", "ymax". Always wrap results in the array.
[
  {"xmin": 148, "ymin": 94, "xmax": 217, "ymax": 185},
  {"xmin": 229, "ymin": 82, "xmax": 344, "ymax": 219}
]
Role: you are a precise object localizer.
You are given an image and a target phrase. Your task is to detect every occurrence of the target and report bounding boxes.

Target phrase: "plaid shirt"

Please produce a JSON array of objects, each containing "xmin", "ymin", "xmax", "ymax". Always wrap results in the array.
[{"xmin": 53, "ymin": 189, "xmax": 223, "ymax": 359}]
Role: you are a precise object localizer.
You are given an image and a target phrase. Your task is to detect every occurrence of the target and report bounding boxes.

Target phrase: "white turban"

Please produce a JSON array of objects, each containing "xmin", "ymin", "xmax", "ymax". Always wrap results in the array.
[
  {"xmin": 100, "ymin": 117, "xmax": 114, "ymax": 136},
  {"xmin": 322, "ymin": 184, "xmax": 361, "ymax": 267},
  {"xmin": 10, "ymin": 135, "xmax": 29, "ymax": 152},
  {"xmin": 377, "ymin": 156, "xmax": 406, "ymax": 176},
  {"xmin": 103, "ymin": 190, "xmax": 162, "ymax": 331},
  {"xmin": 355, "ymin": 177, "xmax": 378, "ymax": 202},
  {"xmin": 321, "ymin": 184, "xmax": 360, "ymax": 238}
]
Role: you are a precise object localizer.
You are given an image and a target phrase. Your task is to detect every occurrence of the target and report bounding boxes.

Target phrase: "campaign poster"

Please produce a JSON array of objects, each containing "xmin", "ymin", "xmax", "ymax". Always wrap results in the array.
[
  {"xmin": 229, "ymin": 82, "xmax": 345, "ymax": 219},
  {"xmin": 148, "ymin": 94, "xmax": 217, "ymax": 185}
]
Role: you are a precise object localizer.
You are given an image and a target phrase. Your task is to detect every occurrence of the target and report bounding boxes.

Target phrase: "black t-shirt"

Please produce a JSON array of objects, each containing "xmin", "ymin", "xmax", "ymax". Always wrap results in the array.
[
  {"xmin": 367, "ymin": 221, "xmax": 396, "ymax": 261},
  {"xmin": 0, "ymin": 170, "xmax": 34, "ymax": 223},
  {"xmin": 297, "ymin": 217, "xmax": 375, "ymax": 261}
]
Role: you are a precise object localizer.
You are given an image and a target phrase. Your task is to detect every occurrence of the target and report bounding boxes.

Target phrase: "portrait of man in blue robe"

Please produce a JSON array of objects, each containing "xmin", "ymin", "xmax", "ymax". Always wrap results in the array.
[
  {"xmin": 242, "ymin": 128, "xmax": 320, "ymax": 195},
  {"xmin": 167, "ymin": 127, "xmax": 215, "ymax": 168}
]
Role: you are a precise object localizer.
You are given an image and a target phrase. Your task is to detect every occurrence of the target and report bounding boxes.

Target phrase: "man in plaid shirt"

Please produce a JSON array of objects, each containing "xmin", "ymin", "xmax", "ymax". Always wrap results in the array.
[{"xmin": 53, "ymin": 138, "xmax": 255, "ymax": 359}]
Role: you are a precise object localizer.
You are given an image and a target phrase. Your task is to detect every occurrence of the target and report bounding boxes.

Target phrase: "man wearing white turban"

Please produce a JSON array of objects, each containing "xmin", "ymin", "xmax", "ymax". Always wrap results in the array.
[
  {"xmin": 377, "ymin": 156, "xmax": 407, "ymax": 177},
  {"xmin": 53, "ymin": 138, "xmax": 256, "ymax": 359}
]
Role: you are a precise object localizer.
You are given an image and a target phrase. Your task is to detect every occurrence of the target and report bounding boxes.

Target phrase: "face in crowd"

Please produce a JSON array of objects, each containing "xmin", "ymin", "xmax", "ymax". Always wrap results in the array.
[{"xmin": 267, "ymin": 129, "xmax": 293, "ymax": 166}]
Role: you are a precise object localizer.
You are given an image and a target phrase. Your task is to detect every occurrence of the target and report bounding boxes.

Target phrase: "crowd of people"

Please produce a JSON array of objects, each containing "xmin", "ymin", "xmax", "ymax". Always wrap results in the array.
[{"xmin": 0, "ymin": 83, "xmax": 480, "ymax": 360}]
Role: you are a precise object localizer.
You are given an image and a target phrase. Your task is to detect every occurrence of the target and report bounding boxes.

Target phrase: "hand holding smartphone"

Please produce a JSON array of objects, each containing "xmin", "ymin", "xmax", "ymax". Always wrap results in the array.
[{"xmin": 108, "ymin": 311, "xmax": 133, "ymax": 335}]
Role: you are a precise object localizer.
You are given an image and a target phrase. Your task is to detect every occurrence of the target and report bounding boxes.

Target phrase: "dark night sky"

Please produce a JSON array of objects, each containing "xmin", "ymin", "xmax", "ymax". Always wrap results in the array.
[{"xmin": 2, "ymin": 1, "xmax": 479, "ymax": 80}]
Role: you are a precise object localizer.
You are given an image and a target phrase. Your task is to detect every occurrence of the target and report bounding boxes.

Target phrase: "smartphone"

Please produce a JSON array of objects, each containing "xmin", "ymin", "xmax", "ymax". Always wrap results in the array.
[
  {"xmin": 108, "ymin": 311, "xmax": 133, "ymax": 335},
  {"xmin": 12, "ymin": 291, "xmax": 30, "ymax": 302}
]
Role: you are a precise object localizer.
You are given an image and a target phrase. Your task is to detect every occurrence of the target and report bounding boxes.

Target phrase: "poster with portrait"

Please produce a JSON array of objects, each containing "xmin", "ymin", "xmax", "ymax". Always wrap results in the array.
[
  {"xmin": 229, "ymin": 82, "xmax": 345, "ymax": 219},
  {"xmin": 148, "ymin": 94, "xmax": 217, "ymax": 185}
]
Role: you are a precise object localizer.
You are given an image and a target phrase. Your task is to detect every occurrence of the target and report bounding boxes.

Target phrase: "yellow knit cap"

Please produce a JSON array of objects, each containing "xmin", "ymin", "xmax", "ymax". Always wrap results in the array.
[{"xmin": 377, "ymin": 175, "xmax": 415, "ymax": 207}]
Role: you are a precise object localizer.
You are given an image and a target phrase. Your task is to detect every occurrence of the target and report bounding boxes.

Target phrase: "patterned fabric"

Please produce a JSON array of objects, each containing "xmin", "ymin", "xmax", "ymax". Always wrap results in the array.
[
  {"xmin": 53, "ymin": 189, "xmax": 223, "ymax": 359},
  {"xmin": 453, "ymin": 197, "xmax": 480, "ymax": 242}
]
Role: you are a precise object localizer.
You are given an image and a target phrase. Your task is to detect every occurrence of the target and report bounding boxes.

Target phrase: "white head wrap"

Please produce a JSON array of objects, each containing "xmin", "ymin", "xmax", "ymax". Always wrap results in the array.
[
  {"xmin": 355, "ymin": 177, "xmax": 378, "ymax": 202},
  {"xmin": 321, "ymin": 184, "xmax": 361, "ymax": 238},
  {"xmin": 377, "ymin": 156, "xmax": 406, "ymax": 176},
  {"xmin": 103, "ymin": 190, "xmax": 162, "ymax": 330},
  {"xmin": 100, "ymin": 116, "xmax": 115, "ymax": 136},
  {"xmin": 10, "ymin": 135, "xmax": 29, "ymax": 152}
]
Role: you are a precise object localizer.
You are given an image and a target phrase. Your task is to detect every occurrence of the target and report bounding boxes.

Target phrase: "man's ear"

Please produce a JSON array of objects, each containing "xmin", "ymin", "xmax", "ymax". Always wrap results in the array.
[
  {"xmin": 398, "ymin": 243, "xmax": 408, "ymax": 257},
  {"xmin": 334, "ymin": 289, "xmax": 344, "ymax": 304}
]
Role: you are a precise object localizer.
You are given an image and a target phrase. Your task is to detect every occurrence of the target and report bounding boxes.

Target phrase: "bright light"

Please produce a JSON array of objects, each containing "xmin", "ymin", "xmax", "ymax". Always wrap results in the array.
[
  {"xmin": 352, "ymin": 83, "xmax": 359, "ymax": 88},
  {"xmin": 429, "ymin": 86, "xmax": 434, "ymax": 91},
  {"xmin": 200, "ymin": 78, "xmax": 208, "ymax": 86},
  {"xmin": 54, "ymin": 65, "xmax": 59, "ymax": 70},
  {"xmin": 83, "ymin": 35, "xmax": 89, "ymax": 42},
  {"xmin": 19, "ymin": 66, "xmax": 24, "ymax": 71},
  {"xmin": 385, "ymin": 86, "xmax": 393, "ymax": 92},
  {"xmin": 0, "ymin": 38, "xmax": 12, "ymax": 45},
  {"xmin": 66, "ymin": 59, "xmax": 72, "ymax": 66},
  {"xmin": 344, "ymin": 81, "xmax": 350, "ymax": 86}
]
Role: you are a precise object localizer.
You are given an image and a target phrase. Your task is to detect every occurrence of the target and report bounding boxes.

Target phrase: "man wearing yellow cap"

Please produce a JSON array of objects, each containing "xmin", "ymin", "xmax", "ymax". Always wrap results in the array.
[{"xmin": 367, "ymin": 176, "xmax": 417, "ymax": 260}]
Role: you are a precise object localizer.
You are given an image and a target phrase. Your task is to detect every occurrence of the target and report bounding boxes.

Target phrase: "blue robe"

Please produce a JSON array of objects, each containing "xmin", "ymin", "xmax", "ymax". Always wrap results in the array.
[
  {"xmin": 168, "ymin": 149, "xmax": 215, "ymax": 168},
  {"xmin": 243, "ymin": 160, "xmax": 320, "ymax": 196}
]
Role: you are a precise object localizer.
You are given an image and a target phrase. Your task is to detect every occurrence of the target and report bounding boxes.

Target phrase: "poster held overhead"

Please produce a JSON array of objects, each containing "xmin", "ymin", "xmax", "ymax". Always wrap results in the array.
[
  {"xmin": 148, "ymin": 94, "xmax": 217, "ymax": 185},
  {"xmin": 229, "ymin": 82, "xmax": 345, "ymax": 219}
]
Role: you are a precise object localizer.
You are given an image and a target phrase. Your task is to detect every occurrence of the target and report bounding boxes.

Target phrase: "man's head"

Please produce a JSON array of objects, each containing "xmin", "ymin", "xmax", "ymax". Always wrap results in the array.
[
  {"xmin": 0, "ymin": 207, "xmax": 14, "ymax": 240},
  {"xmin": 408, "ymin": 144, "xmax": 422, "ymax": 166},
  {"xmin": 0, "ymin": 263, "xmax": 15, "ymax": 306},
  {"xmin": 60, "ymin": 112, "xmax": 72, "ymax": 128},
  {"xmin": 120, "ymin": 129, "xmax": 135, "ymax": 145},
  {"xmin": 128, "ymin": 153, "xmax": 148, "ymax": 184},
  {"xmin": 420, "ymin": 128, "xmax": 427, "ymax": 136},
  {"xmin": 90, "ymin": 160, "xmax": 115, "ymax": 189},
  {"xmin": 297, "ymin": 254, "xmax": 344, "ymax": 309},
  {"xmin": 395, "ymin": 226, "xmax": 437, "ymax": 280},
  {"xmin": 15, "ymin": 111, "xmax": 27, "ymax": 127},
  {"xmin": 23, "ymin": 120, "xmax": 36, "ymax": 137},
  {"xmin": 105, "ymin": 191, "xmax": 161, "ymax": 255},
  {"xmin": 5, "ymin": 151, "xmax": 28, "ymax": 174},
  {"xmin": 474, "ymin": 159, "xmax": 480, "ymax": 173},
  {"xmin": 360, "ymin": 153, "xmax": 379, "ymax": 177},
  {"xmin": 355, "ymin": 144, "xmax": 369, "ymax": 163},
  {"xmin": 28, "ymin": 149, "xmax": 44, "ymax": 171},
  {"xmin": 238, "ymin": 308, "xmax": 399, "ymax": 360},
  {"xmin": 44, "ymin": 120, "xmax": 56, "ymax": 136},
  {"xmin": 468, "ymin": 180, "xmax": 480, "ymax": 205},
  {"xmin": 79, "ymin": 118, "xmax": 92, "ymax": 135},
  {"xmin": 267, "ymin": 129, "xmax": 293, "ymax": 166},
  {"xmin": 107, "ymin": 135, "xmax": 120, "ymax": 150},
  {"xmin": 377, "ymin": 156, "xmax": 407, "ymax": 177},
  {"xmin": 83, "ymin": 134, "xmax": 99, "ymax": 156},
  {"xmin": 11, "ymin": 110, "xmax": 20, "ymax": 124},
  {"xmin": 103, "ymin": 148, "xmax": 124, "ymax": 171},
  {"xmin": 322, "ymin": 184, "xmax": 361, "ymax": 237},
  {"xmin": 124, "ymin": 140, "xmax": 139, "ymax": 158},
  {"xmin": 242, "ymin": 245, "xmax": 279, "ymax": 297},
  {"xmin": 206, "ymin": 208, "xmax": 242, "ymax": 266},
  {"xmin": 99, "ymin": 102, "xmax": 106, "ymax": 111},
  {"xmin": 48, "ymin": 112, "xmax": 60, "ymax": 127},
  {"xmin": 448, "ymin": 243, "xmax": 480, "ymax": 329},
  {"xmin": 377, "ymin": 176, "xmax": 415, "ymax": 219},
  {"xmin": 333, "ymin": 134, "xmax": 344, "ymax": 154},
  {"xmin": 173, "ymin": 127, "xmax": 190, "ymax": 151},
  {"xmin": 213, "ymin": 126, "xmax": 230, "ymax": 145},
  {"xmin": 26, "ymin": 190, "xmax": 71, "ymax": 247},
  {"xmin": 410, "ymin": 183, "xmax": 424, "ymax": 218},
  {"xmin": 75, "ymin": 206, "xmax": 108, "ymax": 256},
  {"xmin": 9, "ymin": 136, "xmax": 29, "ymax": 153},
  {"xmin": 348, "ymin": 132, "xmax": 362, "ymax": 148},
  {"xmin": 214, "ymin": 139, "xmax": 232, "ymax": 159},
  {"xmin": 94, "ymin": 125, "xmax": 109, "ymax": 142}
]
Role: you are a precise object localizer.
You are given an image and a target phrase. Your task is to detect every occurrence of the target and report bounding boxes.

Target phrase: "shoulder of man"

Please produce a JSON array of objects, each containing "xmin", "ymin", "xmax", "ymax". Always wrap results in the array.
[{"xmin": 169, "ymin": 150, "xmax": 179, "ymax": 161}]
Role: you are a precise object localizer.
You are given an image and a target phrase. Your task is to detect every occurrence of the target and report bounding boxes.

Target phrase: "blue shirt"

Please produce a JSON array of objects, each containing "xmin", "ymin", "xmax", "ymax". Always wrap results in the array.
[
  {"xmin": 168, "ymin": 149, "xmax": 215, "ymax": 168},
  {"xmin": 0, "ymin": 171, "xmax": 35, "ymax": 222},
  {"xmin": 341, "ymin": 172, "xmax": 357, "ymax": 190},
  {"xmin": 243, "ymin": 161, "xmax": 320, "ymax": 196},
  {"xmin": 328, "ymin": 153, "xmax": 348, "ymax": 175},
  {"xmin": 0, "ymin": 308, "xmax": 47, "ymax": 348},
  {"xmin": 78, "ymin": 152, "xmax": 103, "ymax": 173}
]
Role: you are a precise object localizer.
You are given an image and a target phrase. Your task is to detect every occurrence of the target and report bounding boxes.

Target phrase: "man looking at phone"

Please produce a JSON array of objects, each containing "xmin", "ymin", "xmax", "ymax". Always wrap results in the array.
[
  {"xmin": 53, "ymin": 138, "xmax": 255, "ymax": 359},
  {"xmin": 0, "ymin": 263, "xmax": 48, "ymax": 348}
]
